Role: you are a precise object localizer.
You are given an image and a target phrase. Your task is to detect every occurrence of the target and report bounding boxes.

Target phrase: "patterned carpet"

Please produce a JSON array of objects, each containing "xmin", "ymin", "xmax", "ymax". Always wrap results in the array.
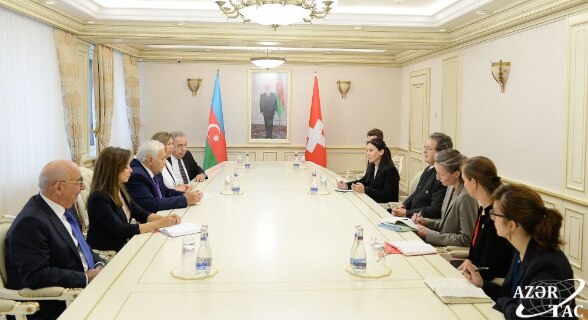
[{"xmin": 251, "ymin": 124, "xmax": 287, "ymax": 140}]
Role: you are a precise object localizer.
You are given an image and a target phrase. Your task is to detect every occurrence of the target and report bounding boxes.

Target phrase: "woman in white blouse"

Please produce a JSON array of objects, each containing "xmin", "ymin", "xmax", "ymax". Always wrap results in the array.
[{"xmin": 151, "ymin": 131, "xmax": 190, "ymax": 192}]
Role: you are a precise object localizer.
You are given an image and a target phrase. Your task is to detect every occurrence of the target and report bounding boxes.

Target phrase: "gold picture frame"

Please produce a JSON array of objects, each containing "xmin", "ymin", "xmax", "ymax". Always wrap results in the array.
[{"xmin": 248, "ymin": 69, "xmax": 291, "ymax": 143}]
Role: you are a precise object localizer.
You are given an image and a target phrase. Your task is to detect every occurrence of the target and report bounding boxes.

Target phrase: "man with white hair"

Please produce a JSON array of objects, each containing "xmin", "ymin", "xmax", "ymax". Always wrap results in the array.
[{"xmin": 126, "ymin": 140, "xmax": 202, "ymax": 212}]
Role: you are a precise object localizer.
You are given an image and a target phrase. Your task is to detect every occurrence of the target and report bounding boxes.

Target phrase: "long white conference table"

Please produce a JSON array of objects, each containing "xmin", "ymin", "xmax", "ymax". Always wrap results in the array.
[{"xmin": 59, "ymin": 161, "xmax": 503, "ymax": 319}]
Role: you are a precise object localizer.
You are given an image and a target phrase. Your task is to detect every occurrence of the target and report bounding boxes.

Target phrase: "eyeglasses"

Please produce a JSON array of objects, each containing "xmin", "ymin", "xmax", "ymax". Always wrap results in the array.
[
  {"xmin": 56, "ymin": 177, "xmax": 84, "ymax": 187},
  {"xmin": 489, "ymin": 209, "xmax": 505, "ymax": 218},
  {"xmin": 423, "ymin": 145, "xmax": 435, "ymax": 151}
]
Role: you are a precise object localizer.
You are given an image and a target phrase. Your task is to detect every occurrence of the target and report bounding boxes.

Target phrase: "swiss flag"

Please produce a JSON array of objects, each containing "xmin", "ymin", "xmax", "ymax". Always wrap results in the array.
[{"xmin": 305, "ymin": 74, "xmax": 327, "ymax": 167}]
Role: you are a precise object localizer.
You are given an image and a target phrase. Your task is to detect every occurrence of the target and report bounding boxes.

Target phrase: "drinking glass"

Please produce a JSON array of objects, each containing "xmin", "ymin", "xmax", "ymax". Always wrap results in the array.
[
  {"xmin": 224, "ymin": 175, "xmax": 232, "ymax": 193},
  {"xmin": 320, "ymin": 176, "xmax": 328, "ymax": 193}
]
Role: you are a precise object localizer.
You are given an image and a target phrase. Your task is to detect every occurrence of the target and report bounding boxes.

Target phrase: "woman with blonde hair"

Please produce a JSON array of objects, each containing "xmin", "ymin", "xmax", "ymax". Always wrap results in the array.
[
  {"xmin": 86, "ymin": 147, "xmax": 181, "ymax": 252},
  {"xmin": 413, "ymin": 149, "xmax": 478, "ymax": 247},
  {"xmin": 151, "ymin": 131, "xmax": 189, "ymax": 192}
]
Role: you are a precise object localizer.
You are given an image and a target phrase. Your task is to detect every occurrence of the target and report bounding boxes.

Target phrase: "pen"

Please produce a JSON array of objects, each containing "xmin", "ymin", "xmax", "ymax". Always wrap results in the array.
[{"xmin": 474, "ymin": 267, "xmax": 489, "ymax": 272}]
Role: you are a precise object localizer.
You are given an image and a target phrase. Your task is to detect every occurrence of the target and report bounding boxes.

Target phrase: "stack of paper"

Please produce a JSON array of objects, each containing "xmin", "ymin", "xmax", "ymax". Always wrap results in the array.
[
  {"xmin": 424, "ymin": 276, "xmax": 492, "ymax": 304},
  {"xmin": 389, "ymin": 240, "xmax": 436, "ymax": 256},
  {"xmin": 379, "ymin": 217, "xmax": 419, "ymax": 232},
  {"xmin": 159, "ymin": 223, "xmax": 201, "ymax": 237}
]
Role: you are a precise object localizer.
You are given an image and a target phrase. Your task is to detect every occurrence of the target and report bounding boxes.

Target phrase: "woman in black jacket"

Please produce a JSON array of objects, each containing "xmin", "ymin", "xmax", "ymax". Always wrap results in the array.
[
  {"xmin": 86, "ymin": 147, "xmax": 180, "ymax": 252},
  {"xmin": 463, "ymin": 184, "xmax": 576, "ymax": 319},
  {"xmin": 456, "ymin": 156, "xmax": 513, "ymax": 280},
  {"xmin": 337, "ymin": 138, "xmax": 399, "ymax": 203}
]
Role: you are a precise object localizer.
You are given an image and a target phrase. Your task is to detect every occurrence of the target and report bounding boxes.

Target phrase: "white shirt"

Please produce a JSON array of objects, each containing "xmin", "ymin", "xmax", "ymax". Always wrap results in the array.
[
  {"xmin": 39, "ymin": 193, "xmax": 89, "ymax": 272},
  {"xmin": 169, "ymin": 154, "xmax": 190, "ymax": 184},
  {"xmin": 162, "ymin": 161, "xmax": 179, "ymax": 189}
]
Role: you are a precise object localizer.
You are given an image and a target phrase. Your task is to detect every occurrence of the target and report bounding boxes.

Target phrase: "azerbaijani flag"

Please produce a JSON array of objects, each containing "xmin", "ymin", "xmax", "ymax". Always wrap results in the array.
[
  {"xmin": 203, "ymin": 72, "xmax": 228, "ymax": 170},
  {"xmin": 276, "ymin": 73, "xmax": 286, "ymax": 117}
]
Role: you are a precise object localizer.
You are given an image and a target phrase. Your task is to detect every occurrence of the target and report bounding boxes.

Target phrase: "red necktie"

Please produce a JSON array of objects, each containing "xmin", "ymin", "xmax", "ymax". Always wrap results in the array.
[{"xmin": 471, "ymin": 209, "xmax": 482, "ymax": 246}]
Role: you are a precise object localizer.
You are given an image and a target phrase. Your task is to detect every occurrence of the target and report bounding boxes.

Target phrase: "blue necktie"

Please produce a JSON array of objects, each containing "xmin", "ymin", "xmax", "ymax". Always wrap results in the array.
[
  {"xmin": 64, "ymin": 210, "xmax": 95, "ymax": 269},
  {"xmin": 152, "ymin": 177, "xmax": 163, "ymax": 198}
]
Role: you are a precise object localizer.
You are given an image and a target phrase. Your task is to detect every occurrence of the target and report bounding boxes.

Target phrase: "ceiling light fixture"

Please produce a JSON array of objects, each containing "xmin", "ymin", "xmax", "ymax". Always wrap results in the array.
[
  {"xmin": 250, "ymin": 48, "xmax": 285, "ymax": 69},
  {"xmin": 216, "ymin": 0, "xmax": 333, "ymax": 29}
]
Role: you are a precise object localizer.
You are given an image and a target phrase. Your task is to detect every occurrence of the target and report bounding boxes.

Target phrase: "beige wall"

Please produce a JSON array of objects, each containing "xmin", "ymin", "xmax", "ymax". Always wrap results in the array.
[
  {"xmin": 138, "ymin": 63, "xmax": 402, "ymax": 149},
  {"xmin": 401, "ymin": 20, "xmax": 567, "ymax": 191}
]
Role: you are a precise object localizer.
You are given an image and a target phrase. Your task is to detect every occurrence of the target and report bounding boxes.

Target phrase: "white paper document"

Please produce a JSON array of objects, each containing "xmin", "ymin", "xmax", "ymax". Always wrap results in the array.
[
  {"xmin": 159, "ymin": 223, "xmax": 201, "ymax": 237},
  {"xmin": 424, "ymin": 276, "xmax": 492, "ymax": 304},
  {"xmin": 389, "ymin": 240, "xmax": 436, "ymax": 256}
]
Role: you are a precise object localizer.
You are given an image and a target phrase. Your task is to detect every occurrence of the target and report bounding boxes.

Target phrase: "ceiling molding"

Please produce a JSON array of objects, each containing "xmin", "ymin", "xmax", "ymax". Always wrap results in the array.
[
  {"xmin": 2, "ymin": 0, "xmax": 588, "ymax": 66},
  {"xmin": 0, "ymin": 0, "xmax": 82, "ymax": 33},
  {"xmin": 397, "ymin": 0, "xmax": 588, "ymax": 65}
]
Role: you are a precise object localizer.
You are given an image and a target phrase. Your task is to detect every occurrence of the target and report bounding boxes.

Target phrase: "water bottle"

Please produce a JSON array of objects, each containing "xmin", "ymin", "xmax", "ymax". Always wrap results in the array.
[
  {"xmin": 293, "ymin": 152, "xmax": 300, "ymax": 169},
  {"xmin": 350, "ymin": 225, "xmax": 367, "ymax": 273},
  {"xmin": 196, "ymin": 225, "xmax": 212, "ymax": 275},
  {"xmin": 231, "ymin": 171, "xmax": 241, "ymax": 194},
  {"xmin": 310, "ymin": 170, "xmax": 319, "ymax": 194},
  {"xmin": 181, "ymin": 236, "xmax": 196, "ymax": 276},
  {"xmin": 245, "ymin": 151, "xmax": 251, "ymax": 169}
]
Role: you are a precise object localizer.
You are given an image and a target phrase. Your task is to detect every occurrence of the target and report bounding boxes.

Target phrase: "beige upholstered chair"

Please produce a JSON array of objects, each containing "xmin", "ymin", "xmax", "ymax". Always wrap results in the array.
[
  {"xmin": 399, "ymin": 169, "xmax": 424, "ymax": 203},
  {"xmin": 0, "ymin": 298, "xmax": 39, "ymax": 320},
  {"xmin": 0, "ymin": 216, "xmax": 82, "ymax": 308},
  {"xmin": 392, "ymin": 155, "xmax": 404, "ymax": 176},
  {"xmin": 75, "ymin": 166, "xmax": 94, "ymax": 235}
]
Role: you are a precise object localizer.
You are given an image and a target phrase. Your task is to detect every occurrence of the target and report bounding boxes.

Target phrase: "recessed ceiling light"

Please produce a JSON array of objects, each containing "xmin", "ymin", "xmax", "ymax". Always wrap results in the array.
[
  {"xmin": 325, "ymin": 51, "xmax": 332, "ymax": 55},
  {"xmin": 177, "ymin": 22, "xmax": 186, "ymax": 26},
  {"xmin": 205, "ymin": 49, "xmax": 211, "ymax": 52},
  {"xmin": 45, "ymin": 1, "xmax": 56, "ymax": 4},
  {"xmin": 87, "ymin": 21, "xmax": 95, "ymax": 24},
  {"xmin": 475, "ymin": 10, "xmax": 488, "ymax": 15},
  {"xmin": 354, "ymin": 26, "xmax": 362, "ymax": 30},
  {"xmin": 439, "ymin": 29, "xmax": 446, "ymax": 32}
]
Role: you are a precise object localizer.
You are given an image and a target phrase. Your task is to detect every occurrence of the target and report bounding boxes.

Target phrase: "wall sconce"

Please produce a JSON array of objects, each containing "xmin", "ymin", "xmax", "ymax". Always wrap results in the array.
[
  {"xmin": 491, "ymin": 60, "xmax": 511, "ymax": 93},
  {"xmin": 337, "ymin": 80, "xmax": 351, "ymax": 99},
  {"xmin": 187, "ymin": 78, "xmax": 202, "ymax": 96}
]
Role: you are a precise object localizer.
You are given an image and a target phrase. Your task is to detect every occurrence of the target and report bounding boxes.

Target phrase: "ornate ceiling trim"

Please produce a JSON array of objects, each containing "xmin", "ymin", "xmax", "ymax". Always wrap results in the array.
[{"xmin": 0, "ymin": 0, "xmax": 81, "ymax": 33}]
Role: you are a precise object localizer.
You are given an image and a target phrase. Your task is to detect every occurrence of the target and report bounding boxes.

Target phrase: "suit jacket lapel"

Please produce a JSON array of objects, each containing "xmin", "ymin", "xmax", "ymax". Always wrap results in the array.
[
  {"xmin": 34, "ymin": 195, "xmax": 82, "ymax": 266},
  {"xmin": 444, "ymin": 184, "xmax": 464, "ymax": 214}
]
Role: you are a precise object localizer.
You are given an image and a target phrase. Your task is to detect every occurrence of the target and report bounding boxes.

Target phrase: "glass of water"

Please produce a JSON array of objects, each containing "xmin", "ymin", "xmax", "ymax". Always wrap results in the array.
[
  {"xmin": 224, "ymin": 175, "xmax": 232, "ymax": 193},
  {"xmin": 371, "ymin": 237, "xmax": 387, "ymax": 271},
  {"xmin": 320, "ymin": 176, "xmax": 328, "ymax": 193}
]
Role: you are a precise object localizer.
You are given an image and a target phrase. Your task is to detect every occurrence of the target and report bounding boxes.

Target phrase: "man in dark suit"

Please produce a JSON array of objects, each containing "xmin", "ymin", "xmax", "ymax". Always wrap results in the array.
[
  {"xmin": 259, "ymin": 84, "xmax": 277, "ymax": 139},
  {"xmin": 5, "ymin": 160, "xmax": 103, "ymax": 320},
  {"xmin": 392, "ymin": 132, "xmax": 453, "ymax": 219},
  {"xmin": 169, "ymin": 131, "xmax": 207, "ymax": 183},
  {"xmin": 125, "ymin": 140, "xmax": 202, "ymax": 212}
]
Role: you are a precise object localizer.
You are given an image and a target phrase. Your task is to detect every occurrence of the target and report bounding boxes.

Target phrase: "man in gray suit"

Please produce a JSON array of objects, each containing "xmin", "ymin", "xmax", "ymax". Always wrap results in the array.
[{"xmin": 259, "ymin": 84, "xmax": 277, "ymax": 139}]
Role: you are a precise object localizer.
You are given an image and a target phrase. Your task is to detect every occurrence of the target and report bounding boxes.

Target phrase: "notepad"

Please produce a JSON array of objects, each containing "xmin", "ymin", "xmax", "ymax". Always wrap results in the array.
[
  {"xmin": 159, "ymin": 223, "xmax": 201, "ymax": 237},
  {"xmin": 380, "ymin": 217, "xmax": 419, "ymax": 231},
  {"xmin": 334, "ymin": 189, "xmax": 353, "ymax": 193},
  {"xmin": 389, "ymin": 240, "xmax": 436, "ymax": 256},
  {"xmin": 424, "ymin": 276, "xmax": 492, "ymax": 304}
]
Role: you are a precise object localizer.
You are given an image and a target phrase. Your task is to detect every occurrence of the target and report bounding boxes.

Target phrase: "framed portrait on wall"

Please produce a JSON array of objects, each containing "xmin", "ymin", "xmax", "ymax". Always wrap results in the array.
[{"xmin": 248, "ymin": 69, "xmax": 291, "ymax": 143}]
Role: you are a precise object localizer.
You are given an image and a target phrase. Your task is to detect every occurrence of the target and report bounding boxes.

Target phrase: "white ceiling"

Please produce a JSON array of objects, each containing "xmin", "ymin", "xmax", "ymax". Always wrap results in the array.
[
  {"xmin": 6, "ymin": 0, "xmax": 586, "ymax": 65},
  {"xmin": 54, "ymin": 0, "xmax": 501, "ymax": 27}
]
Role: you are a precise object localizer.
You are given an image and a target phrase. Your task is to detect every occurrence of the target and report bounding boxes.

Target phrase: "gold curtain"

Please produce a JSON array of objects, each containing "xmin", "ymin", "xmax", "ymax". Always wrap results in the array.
[
  {"xmin": 53, "ymin": 28, "xmax": 82, "ymax": 164},
  {"xmin": 122, "ymin": 54, "xmax": 141, "ymax": 154},
  {"xmin": 92, "ymin": 45, "xmax": 114, "ymax": 152}
]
